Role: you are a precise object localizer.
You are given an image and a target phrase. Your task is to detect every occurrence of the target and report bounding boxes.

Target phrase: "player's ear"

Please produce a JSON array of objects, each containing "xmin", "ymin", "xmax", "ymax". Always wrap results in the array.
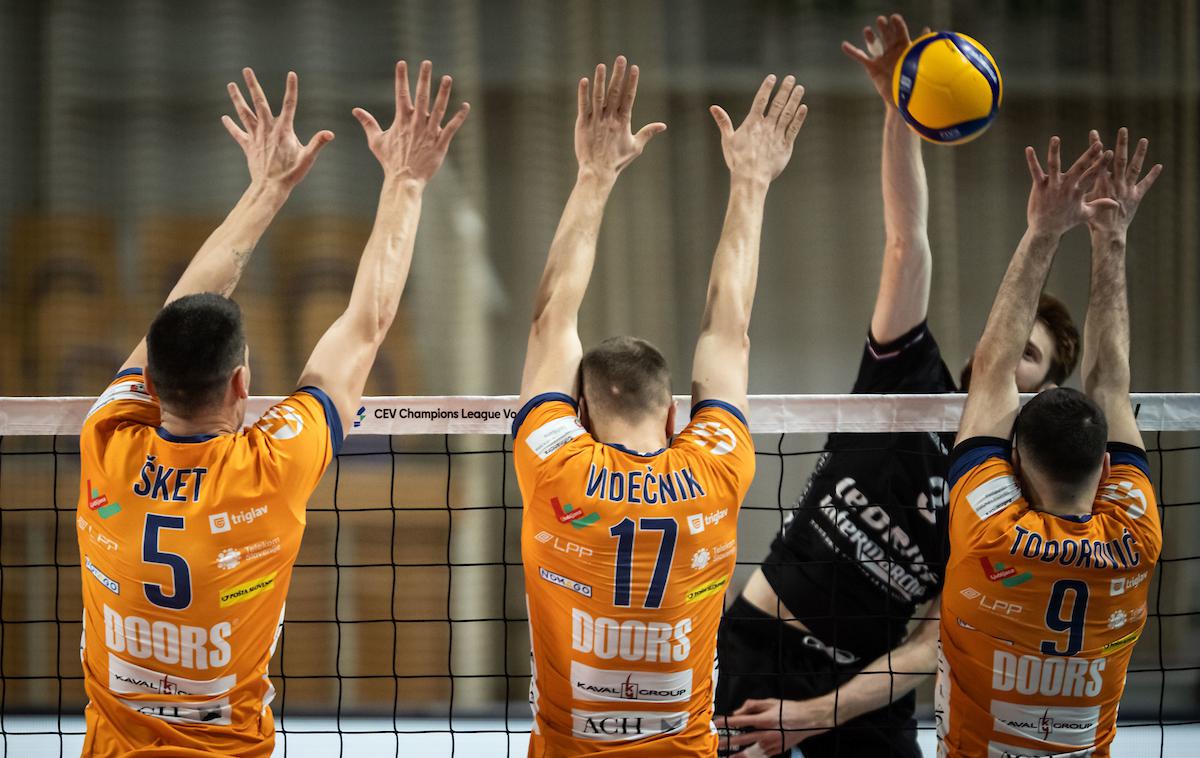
[
  {"xmin": 142, "ymin": 371, "xmax": 159, "ymax": 401},
  {"xmin": 1099, "ymin": 451, "xmax": 1111, "ymax": 484},
  {"xmin": 664, "ymin": 400, "xmax": 677, "ymax": 439},
  {"xmin": 231, "ymin": 365, "xmax": 250, "ymax": 401},
  {"xmin": 578, "ymin": 394, "xmax": 591, "ymax": 432}
]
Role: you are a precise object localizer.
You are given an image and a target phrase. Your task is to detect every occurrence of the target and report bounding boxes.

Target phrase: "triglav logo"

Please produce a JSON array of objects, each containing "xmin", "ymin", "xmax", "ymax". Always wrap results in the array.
[{"xmin": 208, "ymin": 505, "xmax": 268, "ymax": 534}]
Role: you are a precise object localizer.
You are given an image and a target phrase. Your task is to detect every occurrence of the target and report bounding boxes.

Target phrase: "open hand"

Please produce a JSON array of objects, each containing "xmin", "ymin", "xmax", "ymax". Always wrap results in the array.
[
  {"xmin": 352, "ymin": 60, "xmax": 470, "ymax": 184},
  {"xmin": 1025, "ymin": 136, "xmax": 1117, "ymax": 236},
  {"xmin": 710, "ymin": 74, "xmax": 808, "ymax": 186},
  {"xmin": 223, "ymin": 68, "xmax": 334, "ymax": 189},
  {"xmin": 841, "ymin": 13, "xmax": 928, "ymax": 107},
  {"xmin": 574, "ymin": 55, "xmax": 666, "ymax": 181},
  {"xmin": 1084, "ymin": 127, "xmax": 1163, "ymax": 237}
]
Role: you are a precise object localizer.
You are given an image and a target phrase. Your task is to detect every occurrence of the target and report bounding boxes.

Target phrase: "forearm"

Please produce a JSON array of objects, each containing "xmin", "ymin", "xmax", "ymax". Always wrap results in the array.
[
  {"xmin": 164, "ymin": 180, "xmax": 290, "ymax": 302},
  {"xmin": 1082, "ymin": 230, "xmax": 1131, "ymax": 396},
  {"xmin": 530, "ymin": 170, "xmax": 615, "ymax": 324},
  {"xmin": 814, "ymin": 620, "xmax": 938, "ymax": 726},
  {"xmin": 343, "ymin": 177, "xmax": 425, "ymax": 340},
  {"xmin": 974, "ymin": 228, "xmax": 1061, "ymax": 375},
  {"xmin": 700, "ymin": 176, "xmax": 768, "ymax": 335},
  {"xmin": 881, "ymin": 108, "xmax": 928, "ymax": 249}
]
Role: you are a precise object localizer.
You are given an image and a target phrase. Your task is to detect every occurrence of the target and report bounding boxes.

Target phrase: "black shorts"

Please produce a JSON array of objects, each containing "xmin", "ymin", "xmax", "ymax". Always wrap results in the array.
[{"xmin": 714, "ymin": 594, "xmax": 921, "ymax": 758}]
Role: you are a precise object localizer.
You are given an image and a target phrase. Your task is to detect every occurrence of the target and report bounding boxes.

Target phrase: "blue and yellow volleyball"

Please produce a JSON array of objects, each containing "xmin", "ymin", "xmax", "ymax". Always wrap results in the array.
[{"xmin": 892, "ymin": 31, "xmax": 1002, "ymax": 145}]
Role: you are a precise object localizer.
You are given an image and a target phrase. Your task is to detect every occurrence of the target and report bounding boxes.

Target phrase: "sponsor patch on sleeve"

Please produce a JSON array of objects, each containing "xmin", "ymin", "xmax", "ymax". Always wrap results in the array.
[
  {"xmin": 525, "ymin": 415, "xmax": 586, "ymax": 460},
  {"xmin": 965, "ymin": 475, "xmax": 1021, "ymax": 521},
  {"xmin": 86, "ymin": 379, "xmax": 155, "ymax": 419}
]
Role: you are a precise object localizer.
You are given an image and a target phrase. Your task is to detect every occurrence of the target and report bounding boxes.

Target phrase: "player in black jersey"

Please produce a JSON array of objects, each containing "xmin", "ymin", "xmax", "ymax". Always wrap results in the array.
[{"xmin": 715, "ymin": 15, "xmax": 1082, "ymax": 758}]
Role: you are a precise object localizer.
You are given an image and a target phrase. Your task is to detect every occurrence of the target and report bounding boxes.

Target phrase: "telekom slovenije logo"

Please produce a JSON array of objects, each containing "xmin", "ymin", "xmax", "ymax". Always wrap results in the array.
[
  {"xmin": 981, "ymin": 556, "xmax": 1032, "ymax": 587},
  {"xmin": 551, "ymin": 497, "xmax": 599, "ymax": 529}
]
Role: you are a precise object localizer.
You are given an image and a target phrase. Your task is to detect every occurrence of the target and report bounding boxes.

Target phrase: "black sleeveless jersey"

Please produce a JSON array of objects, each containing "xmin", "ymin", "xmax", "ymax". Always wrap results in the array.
[{"xmin": 759, "ymin": 321, "xmax": 957, "ymax": 662}]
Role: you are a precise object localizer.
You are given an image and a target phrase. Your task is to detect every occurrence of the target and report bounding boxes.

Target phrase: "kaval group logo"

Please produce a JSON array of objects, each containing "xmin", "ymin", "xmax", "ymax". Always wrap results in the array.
[
  {"xmin": 551, "ymin": 496, "xmax": 599, "ymax": 529},
  {"xmin": 981, "ymin": 556, "xmax": 1032, "ymax": 587},
  {"xmin": 87, "ymin": 479, "xmax": 122, "ymax": 519}
]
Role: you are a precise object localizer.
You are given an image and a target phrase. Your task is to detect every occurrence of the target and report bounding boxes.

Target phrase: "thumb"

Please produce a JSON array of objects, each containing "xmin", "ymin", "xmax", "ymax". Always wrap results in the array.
[
  {"xmin": 710, "ymin": 105, "xmax": 734, "ymax": 138},
  {"xmin": 352, "ymin": 107, "xmax": 382, "ymax": 138},
  {"xmin": 635, "ymin": 121, "xmax": 667, "ymax": 147},
  {"xmin": 301, "ymin": 130, "xmax": 335, "ymax": 160}
]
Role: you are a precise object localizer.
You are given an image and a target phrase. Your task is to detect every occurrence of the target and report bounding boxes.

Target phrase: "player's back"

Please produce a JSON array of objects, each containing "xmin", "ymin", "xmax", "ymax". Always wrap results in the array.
[
  {"xmin": 937, "ymin": 438, "xmax": 1162, "ymax": 758},
  {"xmin": 514, "ymin": 394, "xmax": 754, "ymax": 756},
  {"xmin": 76, "ymin": 370, "xmax": 338, "ymax": 757}
]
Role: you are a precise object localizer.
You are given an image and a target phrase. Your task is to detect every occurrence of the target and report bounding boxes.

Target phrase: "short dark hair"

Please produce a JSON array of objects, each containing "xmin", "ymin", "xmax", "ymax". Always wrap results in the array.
[
  {"xmin": 580, "ymin": 336, "xmax": 671, "ymax": 421},
  {"xmin": 1013, "ymin": 387, "xmax": 1108, "ymax": 493},
  {"xmin": 147, "ymin": 293, "xmax": 246, "ymax": 415},
  {"xmin": 960, "ymin": 292, "xmax": 1081, "ymax": 390}
]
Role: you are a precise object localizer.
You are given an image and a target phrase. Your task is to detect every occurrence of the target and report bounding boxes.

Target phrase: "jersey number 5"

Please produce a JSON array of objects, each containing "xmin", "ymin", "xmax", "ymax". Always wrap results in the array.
[
  {"xmin": 610, "ymin": 518, "xmax": 677, "ymax": 609},
  {"xmin": 1041, "ymin": 578, "xmax": 1088, "ymax": 656},
  {"xmin": 143, "ymin": 513, "xmax": 192, "ymax": 610}
]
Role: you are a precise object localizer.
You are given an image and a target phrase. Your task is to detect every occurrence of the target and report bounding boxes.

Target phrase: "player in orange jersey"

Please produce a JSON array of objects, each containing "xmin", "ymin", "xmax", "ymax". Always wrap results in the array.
[
  {"xmin": 514, "ymin": 55, "xmax": 807, "ymax": 756},
  {"xmin": 938, "ymin": 129, "xmax": 1163, "ymax": 757},
  {"xmin": 76, "ymin": 62, "xmax": 468, "ymax": 757}
]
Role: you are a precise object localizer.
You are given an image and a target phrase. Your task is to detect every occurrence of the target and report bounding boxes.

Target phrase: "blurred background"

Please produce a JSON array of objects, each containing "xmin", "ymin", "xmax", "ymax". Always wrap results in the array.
[{"xmin": 1, "ymin": 0, "xmax": 1197, "ymax": 741}]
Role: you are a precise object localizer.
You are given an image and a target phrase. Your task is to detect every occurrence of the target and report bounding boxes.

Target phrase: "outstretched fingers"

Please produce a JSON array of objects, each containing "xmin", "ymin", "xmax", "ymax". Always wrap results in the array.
[
  {"xmin": 279, "ymin": 71, "xmax": 299, "ymax": 130},
  {"xmin": 414, "ymin": 60, "xmax": 433, "ymax": 116},
  {"xmin": 431, "ymin": 75, "xmax": 453, "ymax": 126},
  {"xmin": 618, "ymin": 64, "xmax": 640, "ymax": 119},
  {"xmin": 394, "ymin": 60, "xmax": 412, "ymax": 114},
  {"xmin": 1046, "ymin": 136, "xmax": 1062, "ymax": 177},
  {"xmin": 767, "ymin": 75, "xmax": 795, "ymax": 126},
  {"xmin": 226, "ymin": 81, "xmax": 257, "ymax": 132},
  {"xmin": 785, "ymin": 103, "xmax": 808, "ymax": 143},
  {"xmin": 1076, "ymin": 149, "xmax": 1113, "ymax": 191},
  {"xmin": 1025, "ymin": 146, "xmax": 1047, "ymax": 183},
  {"xmin": 1065, "ymin": 140, "xmax": 1104, "ymax": 182},
  {"xmin": 1112, "ymin": 127, "xmax": 1129, "ymax": 182},
  {"xmin": 437, "ymin": 102, "xmax": 471, "ymax": 149},
  {"xmin": 592, "ymin": 63, "xmax": 607, "ymax": 116},
  {"xmin": 1126, "ymin": 135, "xmax": 1149, "ymax": 182},
  {"xmin": 577, "ymin": 77, "xmax": 590, "ymax": 119},
  {"xmin": 606, "ymin": 56, "xmax": 627, "ymax": 117},
  {"xmin": 242, "ymin": 67, "xmax": 273, "ymax": 125},
  {"xmin": 840, "ymin": 40, "xmax": 872, "ymax": 66},
  {"xmin": 747, "ymin": 74, "xmax": 777, "ymax": 121},
  {"xmin": 778, "ymin": 82, "xmax": 805, "ymax": 132},
  {"xmin": 220, "ymin": 115, "xmax": 249, "ymax": 147}
]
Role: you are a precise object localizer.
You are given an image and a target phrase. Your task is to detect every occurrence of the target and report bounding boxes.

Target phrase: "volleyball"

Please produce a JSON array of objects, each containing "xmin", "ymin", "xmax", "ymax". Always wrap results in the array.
[{"xmin": 892, "ymin": 31, "xmax": 1002, "ymax": 145}]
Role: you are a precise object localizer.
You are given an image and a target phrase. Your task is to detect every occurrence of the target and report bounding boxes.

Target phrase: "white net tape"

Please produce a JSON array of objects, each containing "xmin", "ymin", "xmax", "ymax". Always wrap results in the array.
[{"xmin": 1, "ymin": 393, "xmax": 1198, "ymax": 436}]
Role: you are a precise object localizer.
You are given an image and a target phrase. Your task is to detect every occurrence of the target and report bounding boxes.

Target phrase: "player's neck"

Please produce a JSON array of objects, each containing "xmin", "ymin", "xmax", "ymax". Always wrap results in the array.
[
  {"xmin": 589, "ymin": 416, "xmax": 668, "ymax": 454},
  {"xmin": 159, "ymin": 405, "xmax": 240, "ymax": 438},
  {"xmin": 1024, "ymin": 477, "xmax": 1094, "ymax": 518}
]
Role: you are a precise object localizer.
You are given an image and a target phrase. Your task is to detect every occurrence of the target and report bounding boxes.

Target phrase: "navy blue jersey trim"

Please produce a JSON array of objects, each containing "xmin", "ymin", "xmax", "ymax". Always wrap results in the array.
[
  {"xmin": 948, "ymin": 436, "xmax": 1011, "ymax": 488},
  {"xmin": 604, "ymin": 441, "xmax": 667, "ymax": 458},
  {"xmin": 690, "ymin": 399, "xmax": 748, "ymax": 429},
  {"xmin": 297, "ymin": 386, "xmax": 344, "ymax": 457},
  {"xmin": 155, "ymin": 427, "xmax": 219, "ymax": 444},
  {"xmin": 115, "ymin": 368, "xmax": 144, "ymax": 380},
  {"xmin": 1107, "ymin": 441, "xmax": 1151, "ymax": 479},
  {"xmin": 512, "ymin": 392, "xmax": 578, "ymax": 437}
]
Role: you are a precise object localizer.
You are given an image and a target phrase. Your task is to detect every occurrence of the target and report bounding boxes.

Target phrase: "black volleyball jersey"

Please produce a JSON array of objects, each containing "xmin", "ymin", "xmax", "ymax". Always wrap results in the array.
[{"xmin": 759, "ymin": 321, "xmax": 956, "ymax": 661}]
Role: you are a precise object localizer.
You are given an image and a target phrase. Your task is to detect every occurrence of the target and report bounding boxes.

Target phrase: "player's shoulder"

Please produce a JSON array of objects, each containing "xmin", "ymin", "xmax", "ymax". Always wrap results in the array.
[
  {"xmin": 675, "ymin": 400, "xmax": 750, "ymax": 451},
  {"xmin": 248, "ymin": 386, "xmax": 343, "ymax": 455},
  {"xmin": 512, "ymin": 393, "xmax": 592, "ymax": 465},
  {"xmin": 84, "ymin": 368, "xmax": 160, "ymax": 432}
]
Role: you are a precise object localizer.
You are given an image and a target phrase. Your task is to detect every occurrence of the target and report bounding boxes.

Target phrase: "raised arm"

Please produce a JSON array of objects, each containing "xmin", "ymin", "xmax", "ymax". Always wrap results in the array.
[
  {"xmin": 723, "ymin": 600, "xmax": 940, "ymax": 755},
  {"xmin": 957, "ymin": 137, "xmax": 1113, "ymax": 443},
  {"xmin": 297, "ymin": 60, "xmax": 469, "ymax": 428},
  {"xmin": 843, "ymin": 14, "xmax": 933, "ymax": 343},
  {"xmin": 518, "ymin": 56, "xmax": 666, "ymax": 403},
  {"xmin": 119, "ymin": 68, "xmax": 333, "ymax": 372},
  {"xmin": 691, "ymin": 74, "xmax": 807, "ymax": 414},
  {"xmin": 1081, "ymin": 128, "xmax": 1162, "ymax": 448}
]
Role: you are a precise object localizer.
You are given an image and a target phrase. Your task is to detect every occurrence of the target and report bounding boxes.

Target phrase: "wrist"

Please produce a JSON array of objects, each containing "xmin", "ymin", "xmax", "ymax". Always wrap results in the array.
[
  {"xmin": 1089, "ymin": 226, "xmax": 1128, "ymax": 246},
  {"xmin": 1024, "ymin": 224, "xmax": 1065, "ymax": 245},
  {"xmin": 576, "ymin": 165, "xmax": 619, "ymax": 190},
  {"xmin": 381, "ymin": 173, "xmax": 427, "ymax": 196},
  {"xmin": 245, "ymin": 179, "xmax": 292, "ymax": 208},
  {"xmin": 729, "ymin": 173, "xmax": 771, "ymax": 195}
]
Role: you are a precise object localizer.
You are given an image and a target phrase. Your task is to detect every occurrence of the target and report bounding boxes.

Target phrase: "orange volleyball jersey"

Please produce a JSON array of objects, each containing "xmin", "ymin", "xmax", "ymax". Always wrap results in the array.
[
  {"xmin": 937, "ymin": 437, "xmax": 1161, "ymax": 758},
  {"xmin": 76, "ymin": 369, "xmax": 340, "ymax": 757},
  {"xmin": 514, "ymin": 393, "xmax": 755, "ymax": 757}
]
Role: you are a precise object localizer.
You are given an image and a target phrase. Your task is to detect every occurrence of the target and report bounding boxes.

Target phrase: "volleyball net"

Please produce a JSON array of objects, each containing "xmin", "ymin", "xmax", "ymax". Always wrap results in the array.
[{"xmin": 1, "ymin": 393, "xmax": 1198, "ymax": 756}]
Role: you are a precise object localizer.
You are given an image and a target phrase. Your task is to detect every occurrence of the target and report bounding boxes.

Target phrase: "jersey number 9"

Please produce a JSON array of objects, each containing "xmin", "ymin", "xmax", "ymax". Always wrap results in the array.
[{"xmin": 1041, "ymin": 578, "xmax": 1088, "ymax": 657}]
